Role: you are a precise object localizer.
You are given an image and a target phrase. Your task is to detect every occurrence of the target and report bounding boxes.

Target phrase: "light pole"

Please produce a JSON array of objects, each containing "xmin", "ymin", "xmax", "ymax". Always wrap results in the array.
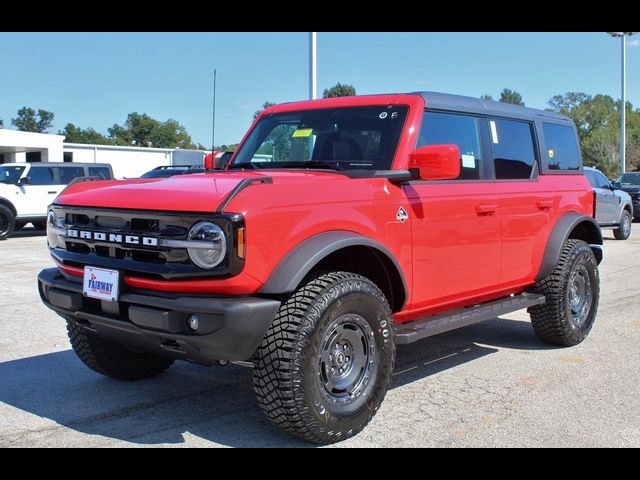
[
  {"xmin": 607, "ymin": 32, "xmax": 638, "ymax": 174},
  {"xmin": 309, "ymin": 32, "xmax": 317, "ymax": 100}
]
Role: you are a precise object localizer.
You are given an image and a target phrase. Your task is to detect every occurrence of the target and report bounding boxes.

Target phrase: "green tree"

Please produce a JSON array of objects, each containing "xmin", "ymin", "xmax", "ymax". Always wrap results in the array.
[
  {"xmin": 59, "ymin": 123, "xmax": 112, "ymax": 144},
  {"xmin": 0, "ymin": 117, "xmax": 4, "ymax": 128},
  {"xmin": 480, "ymin": 94, "xmax": 494, "ymax": 101},
  {"xmin": 11, "ymin": 107, "xmax": 55, "ymax": 133},
  {"xmin": 107, "ymin": 113, "xmax": 196, "ymax": 149},
  {"xmin": 547, "ymin": 91, "xmax": 640, "ymax": 176},
  {"xmin": 253, "ymin": 101, "xmax": 276, "ymax": 121},
  {"xmin": 499, "ymin": 88, "xmax": 524, "ymax": 106},
  {"xmin": 323, "ymin": 82, "xmax": 356, "ymax": 98}
]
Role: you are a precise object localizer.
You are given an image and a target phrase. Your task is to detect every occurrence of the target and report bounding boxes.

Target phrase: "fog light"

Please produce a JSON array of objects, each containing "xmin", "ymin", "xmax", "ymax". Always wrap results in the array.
[{"xmin": 187, "ymin": 314, "xmax": 199, "ymax": 331}]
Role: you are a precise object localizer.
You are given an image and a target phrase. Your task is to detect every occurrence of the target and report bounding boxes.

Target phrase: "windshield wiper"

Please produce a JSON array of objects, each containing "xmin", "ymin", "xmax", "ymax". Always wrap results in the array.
[
  {"xmin": 227, "ymin": 162, "xmax": 261, "ymax": 170},
  {"xmin": 278, "ymin": 162, "xmax": 341, "ymax": 171}
]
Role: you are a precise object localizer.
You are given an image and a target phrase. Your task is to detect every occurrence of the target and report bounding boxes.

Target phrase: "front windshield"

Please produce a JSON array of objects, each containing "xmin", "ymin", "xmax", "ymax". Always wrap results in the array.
[
  {"xmin": 0, "ymin": 165, "xmax": 25, "ymax": 184},
  {"xmin": 230, "ymin": 106, "xmax": 408, "ymax": 171},
  {"xmin": 618, "ymin": 172, "xmax": 640, "ymax": 185}
]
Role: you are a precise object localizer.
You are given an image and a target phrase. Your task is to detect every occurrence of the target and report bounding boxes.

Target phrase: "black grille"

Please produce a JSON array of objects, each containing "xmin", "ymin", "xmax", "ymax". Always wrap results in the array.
[{"xmin": 49, "ymin": 205, "xmax": 244, "ymax": 279}]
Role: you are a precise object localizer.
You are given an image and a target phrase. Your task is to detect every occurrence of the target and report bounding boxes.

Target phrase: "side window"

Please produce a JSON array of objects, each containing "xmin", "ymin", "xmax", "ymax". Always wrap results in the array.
[
  {"xmin": 417, "ymin": 111, "xmax": 483, "ymax": 180},
  {"xmin": 490, "ymin": 119, "xmax": 537, "ymax": 180},
  {"xmin": 594, "ymin": 171, "xmax": 611, "ymax": 189},
  {"xmin": 584, "ymin": 170, "xmax": 598, "ymax": 188},
  {"xmin": 88, "ymin": 167, "xmax": 112, "ymax": 180},
  {"xmin": 543, "ymin": 123, "xmax": 581, "ymax": 171},
  {"xmin": 27, "ymin": 167, "xmax": 55, "ymax": 185},
  {"xmin": 57, "ymin": 167, "xmax": 86, "ymax": 185}
]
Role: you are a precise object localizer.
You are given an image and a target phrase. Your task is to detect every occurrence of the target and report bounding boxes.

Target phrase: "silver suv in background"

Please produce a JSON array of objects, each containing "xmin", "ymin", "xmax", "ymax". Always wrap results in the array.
[{"xmin": 584, "ymin": 166, "xmax": 633, "ymax": 240}]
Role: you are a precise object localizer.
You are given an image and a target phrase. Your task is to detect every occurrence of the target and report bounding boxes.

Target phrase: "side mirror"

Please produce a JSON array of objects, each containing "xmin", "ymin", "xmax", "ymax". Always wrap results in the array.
[
  {"xmin": 409, "ymin": 145, "xmax": 460, "ymax": 181},
  {"xmin": 611, "ymin": 181, "xmax": 622, "ymax": 190},
  {"xmin": 204, "ymin": 153, "xmax": 214, "ymax": 171},
  {"xmin": 18, "ymin": 176, "xmax": 31, "ymax": 185}
]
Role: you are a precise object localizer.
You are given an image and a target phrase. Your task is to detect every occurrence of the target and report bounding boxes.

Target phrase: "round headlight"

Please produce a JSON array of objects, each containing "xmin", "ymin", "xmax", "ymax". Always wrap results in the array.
[{"xmin": 187, "ymin": 221, "xmax": 227, "ymax": 269}]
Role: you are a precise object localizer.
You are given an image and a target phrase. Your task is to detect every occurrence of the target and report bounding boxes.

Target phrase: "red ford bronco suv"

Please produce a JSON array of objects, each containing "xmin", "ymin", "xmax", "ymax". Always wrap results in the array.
[{"xmin": 38, "ymin": 92, "xmax": 602, "ymax": 444}]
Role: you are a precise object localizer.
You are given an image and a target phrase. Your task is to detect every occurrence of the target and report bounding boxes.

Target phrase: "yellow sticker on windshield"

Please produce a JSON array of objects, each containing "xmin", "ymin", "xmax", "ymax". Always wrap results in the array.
[
  {"xmin": 292, "ymin": 128, "xmax": 313, "ymax": 138},
  {"xmin": 548, "ymin": 149, "xmax": 555, "ymax": 158}
]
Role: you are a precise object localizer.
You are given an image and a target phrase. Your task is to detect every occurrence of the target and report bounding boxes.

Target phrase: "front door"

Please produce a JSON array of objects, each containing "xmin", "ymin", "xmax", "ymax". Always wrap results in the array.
[
  {"xmin": 14, "ymin": 166, "xmax": 61, "ymax": 217},
  {"xmin": 586, "ymin": 169, "xmax": 618, "ymax": 224},
  {"xmin": 407, "ymin": 111, "xmax": 501, "ymax": 310}
]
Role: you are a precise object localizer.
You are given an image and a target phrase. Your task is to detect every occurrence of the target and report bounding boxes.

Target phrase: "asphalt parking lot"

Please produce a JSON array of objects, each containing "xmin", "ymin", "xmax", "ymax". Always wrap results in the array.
[{"xmin": 1, "ymin": 228, "xmax": 639, "ymax": 448}]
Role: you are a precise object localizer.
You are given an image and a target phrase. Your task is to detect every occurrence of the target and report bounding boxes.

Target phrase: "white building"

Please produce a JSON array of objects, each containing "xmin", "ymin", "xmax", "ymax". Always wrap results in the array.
[
  {"xmin": 0, "ymin": 129, "xmax": 64, "ymax": 164},
  {"xmin": 1, "ymin": 129, "xmax": 208, "ymax": 179},
  {"xmin": 63, "ymin": 144, "xmax": 207, "ymax": 179}
]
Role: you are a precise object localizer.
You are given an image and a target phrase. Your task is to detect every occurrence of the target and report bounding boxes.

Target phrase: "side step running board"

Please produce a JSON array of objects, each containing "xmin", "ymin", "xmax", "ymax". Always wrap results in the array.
[{"xmin": 395, "ymin": 292, "xmax": 545, "ymax": 345}]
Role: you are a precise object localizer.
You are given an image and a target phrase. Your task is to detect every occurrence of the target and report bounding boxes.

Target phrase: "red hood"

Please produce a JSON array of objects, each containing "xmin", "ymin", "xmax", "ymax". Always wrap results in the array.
[{"xmin": 55, "ymin": 170, "xmax": 342, "ymax": 212}]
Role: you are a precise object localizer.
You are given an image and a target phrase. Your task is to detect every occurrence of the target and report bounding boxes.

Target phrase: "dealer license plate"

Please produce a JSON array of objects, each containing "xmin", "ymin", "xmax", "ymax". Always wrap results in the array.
[{"xmin": 83, "ymin": 267, "xmax": 120, "ymax": 302}]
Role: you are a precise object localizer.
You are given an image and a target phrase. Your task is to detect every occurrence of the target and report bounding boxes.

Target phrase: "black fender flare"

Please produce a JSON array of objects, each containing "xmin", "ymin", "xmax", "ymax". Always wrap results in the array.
[
  {"xmin": 0, "ymin": 196, "xmax": 17, "ymax": 217},
  {"xmin": 259, "ymin": 230, "xmax": 408, "ymax": 307},
  {"xmin": 536, "ymin": 212, "xmax": 603, "ymax": 281}
]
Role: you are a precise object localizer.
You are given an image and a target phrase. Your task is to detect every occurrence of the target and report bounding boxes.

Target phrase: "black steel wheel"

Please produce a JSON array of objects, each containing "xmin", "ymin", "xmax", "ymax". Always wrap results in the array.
[{"xmin": 253, "ymin": 271, "xmax": 395, "ymax": 444}]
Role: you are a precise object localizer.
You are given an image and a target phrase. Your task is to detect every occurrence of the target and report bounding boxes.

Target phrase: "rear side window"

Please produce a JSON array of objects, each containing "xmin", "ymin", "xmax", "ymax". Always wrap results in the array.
[
  {"xmin": 490, "ymin": 119, "xmax": 537, "ymax": 180},
  {"xmin": 584, "ymin": 170, "xmax": 598, "ymax": 188},
  {"xmin": 57, "ymin": 166, "xmax": 85, "ymax": 185},
  {"xmin": 418, "ymin": 111, "xmax": 483, "ymax": 180},
  {"xmin": 28, "ymin": 167, "xmax": 55, "ymax": 185},
  {"xmin": 543, "ymin": 123, "xmax": 581, "ymax": 171},
  {"xmin": 88, "ymin": 167, "xmax": 112, "ymax": 180}
]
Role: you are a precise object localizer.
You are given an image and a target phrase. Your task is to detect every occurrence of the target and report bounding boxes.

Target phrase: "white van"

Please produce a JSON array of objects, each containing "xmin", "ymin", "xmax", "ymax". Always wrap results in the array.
[{"xmin": 0, "ymin": 163, "xmax": 113, "ymax": 240}]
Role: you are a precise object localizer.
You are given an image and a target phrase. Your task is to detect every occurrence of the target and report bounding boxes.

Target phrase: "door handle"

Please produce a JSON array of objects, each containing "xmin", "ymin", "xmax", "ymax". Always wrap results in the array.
[
  {"xmin": 48, "ymin": 191, "xmax": 58, "ymax": 194},
  {"xmin": 536, "ymin": 199, "xmax": 554, "ymax": 210},
  {"xmin": 476, "ymin": 204, "xmax": 498, "ymax": 216}
]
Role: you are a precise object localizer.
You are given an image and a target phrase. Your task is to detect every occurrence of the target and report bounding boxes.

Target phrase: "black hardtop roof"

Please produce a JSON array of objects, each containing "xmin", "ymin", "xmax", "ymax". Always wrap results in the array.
[{"xmin": 415, "ymin": 91, "xmax": 572, "ymax": 124}]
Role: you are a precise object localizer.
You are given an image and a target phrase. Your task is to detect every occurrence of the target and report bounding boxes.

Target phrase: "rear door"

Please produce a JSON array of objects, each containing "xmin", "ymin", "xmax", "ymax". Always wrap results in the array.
[
  {"xmin": 490, "ymin": 117, "xmax": 555, "ymax": 287},
  {"xmin": 406, "ymin": 111, "xmax": 501, "ymax": 310}
]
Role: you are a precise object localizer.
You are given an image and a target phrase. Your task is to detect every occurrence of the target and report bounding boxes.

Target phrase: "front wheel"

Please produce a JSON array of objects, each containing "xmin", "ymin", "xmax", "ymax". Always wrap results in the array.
[
  {"xmin": 614, "ymin": 210, "xmax": 632, "ymax": 240},
  {"xmin": 67, "ymin": 320, "xmax": 174, "ymax": 380},
  {"xmin": 253, "ymin": 272, "xmax": 395, "ymax": 444},
  {"xmin": 0, "ymin": 205, "xmax": 15, "ymax": 241},
  {"xmin": 528, "ymin": 239, "xmax": 599, "ymax": 346}
]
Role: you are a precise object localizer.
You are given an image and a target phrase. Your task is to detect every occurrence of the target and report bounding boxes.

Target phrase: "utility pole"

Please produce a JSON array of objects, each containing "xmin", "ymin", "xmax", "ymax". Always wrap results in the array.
[
  {"xmin": 607, "ymin": 32, "xmax": 638, "ymax": 174},
  {"xmin": 309, "ymin": 32, "xmax": 317, "ymax": 100},
  {"xmin": 211, "ymin": 69, "xmax": 217, "ymax": 152}
]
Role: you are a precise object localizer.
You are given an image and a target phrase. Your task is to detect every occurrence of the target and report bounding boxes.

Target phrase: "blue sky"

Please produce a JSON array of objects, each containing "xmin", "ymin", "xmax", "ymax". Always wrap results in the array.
[{"xmin": 1, "ymin": 32, "xmax": 638, "ymax": 147}]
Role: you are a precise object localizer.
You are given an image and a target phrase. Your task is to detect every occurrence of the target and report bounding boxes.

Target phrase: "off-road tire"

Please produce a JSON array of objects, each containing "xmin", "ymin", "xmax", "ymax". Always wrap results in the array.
[
  {"xmin": 528, "ymin": 239, "xmax": 599, "ymax": 346},
  {"xmin": 0, "ymin": 205, "xmax": 15, "ymax": 241},
  {"xmin": 67, "ymin": 320, "xmax": 174, "ymax": 380},
  {"xmin": 253, "ymin": 272, "xmax": 395, "ymax": 444},
  {"xmin": 614, "ymin": 210, "xmax": 632, "ymax": 240}
]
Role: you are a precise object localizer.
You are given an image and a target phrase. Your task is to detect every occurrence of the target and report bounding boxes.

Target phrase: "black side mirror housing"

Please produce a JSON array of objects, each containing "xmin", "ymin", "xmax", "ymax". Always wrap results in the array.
[
  {"xmin": 611, "ymin": 181, "xmax": 622, "ymax": 190},
  {"xmin": 18, "ymin": 176, "xmax": 31, "ymax": 185}
]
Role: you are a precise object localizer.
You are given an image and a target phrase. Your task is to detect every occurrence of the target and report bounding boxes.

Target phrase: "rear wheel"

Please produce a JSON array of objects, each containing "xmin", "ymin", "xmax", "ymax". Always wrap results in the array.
[
  {"xmin": 0, "ymin": 205, "xmax": 15, "ymax": 241},
  {"xmin": 614, "ymin": 210, "xmax": 632, "ymax": 240},
  {"xmin": 253, "ymin": 272, "xmax": 395, "ymax": 444},
  {"xmin": 67, "ymin": 320, "xmax": 174, "ymax": 381},
  {"xmin": 528, "ymin": 239, "xmax": 599, "ymax": 346}
]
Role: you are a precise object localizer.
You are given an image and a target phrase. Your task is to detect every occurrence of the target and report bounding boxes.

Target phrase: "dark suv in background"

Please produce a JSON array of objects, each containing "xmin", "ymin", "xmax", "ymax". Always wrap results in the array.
[{"xmin": 615, "ymin": 172, "xmax": 640, "ymax": 221}]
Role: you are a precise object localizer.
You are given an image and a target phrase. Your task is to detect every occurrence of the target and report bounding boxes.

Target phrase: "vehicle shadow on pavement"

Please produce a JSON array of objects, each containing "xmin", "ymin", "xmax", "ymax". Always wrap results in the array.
[
  {"xmin": 7, "ymin": 227, "xmax": 46, "ymax": 239},
  {"xmin": 0, "ymin": 317, "xmax": 550, "ymax": 447},
  {"xmin": 390, "ymin": 317, "xmax": 553, "ymax": 389}
]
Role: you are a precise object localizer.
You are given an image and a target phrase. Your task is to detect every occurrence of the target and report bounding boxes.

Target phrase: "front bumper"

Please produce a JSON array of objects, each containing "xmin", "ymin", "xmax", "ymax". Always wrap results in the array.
[{"xmin": 38, "ymin": 268, "xmax": 281, "ymax": 364}]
